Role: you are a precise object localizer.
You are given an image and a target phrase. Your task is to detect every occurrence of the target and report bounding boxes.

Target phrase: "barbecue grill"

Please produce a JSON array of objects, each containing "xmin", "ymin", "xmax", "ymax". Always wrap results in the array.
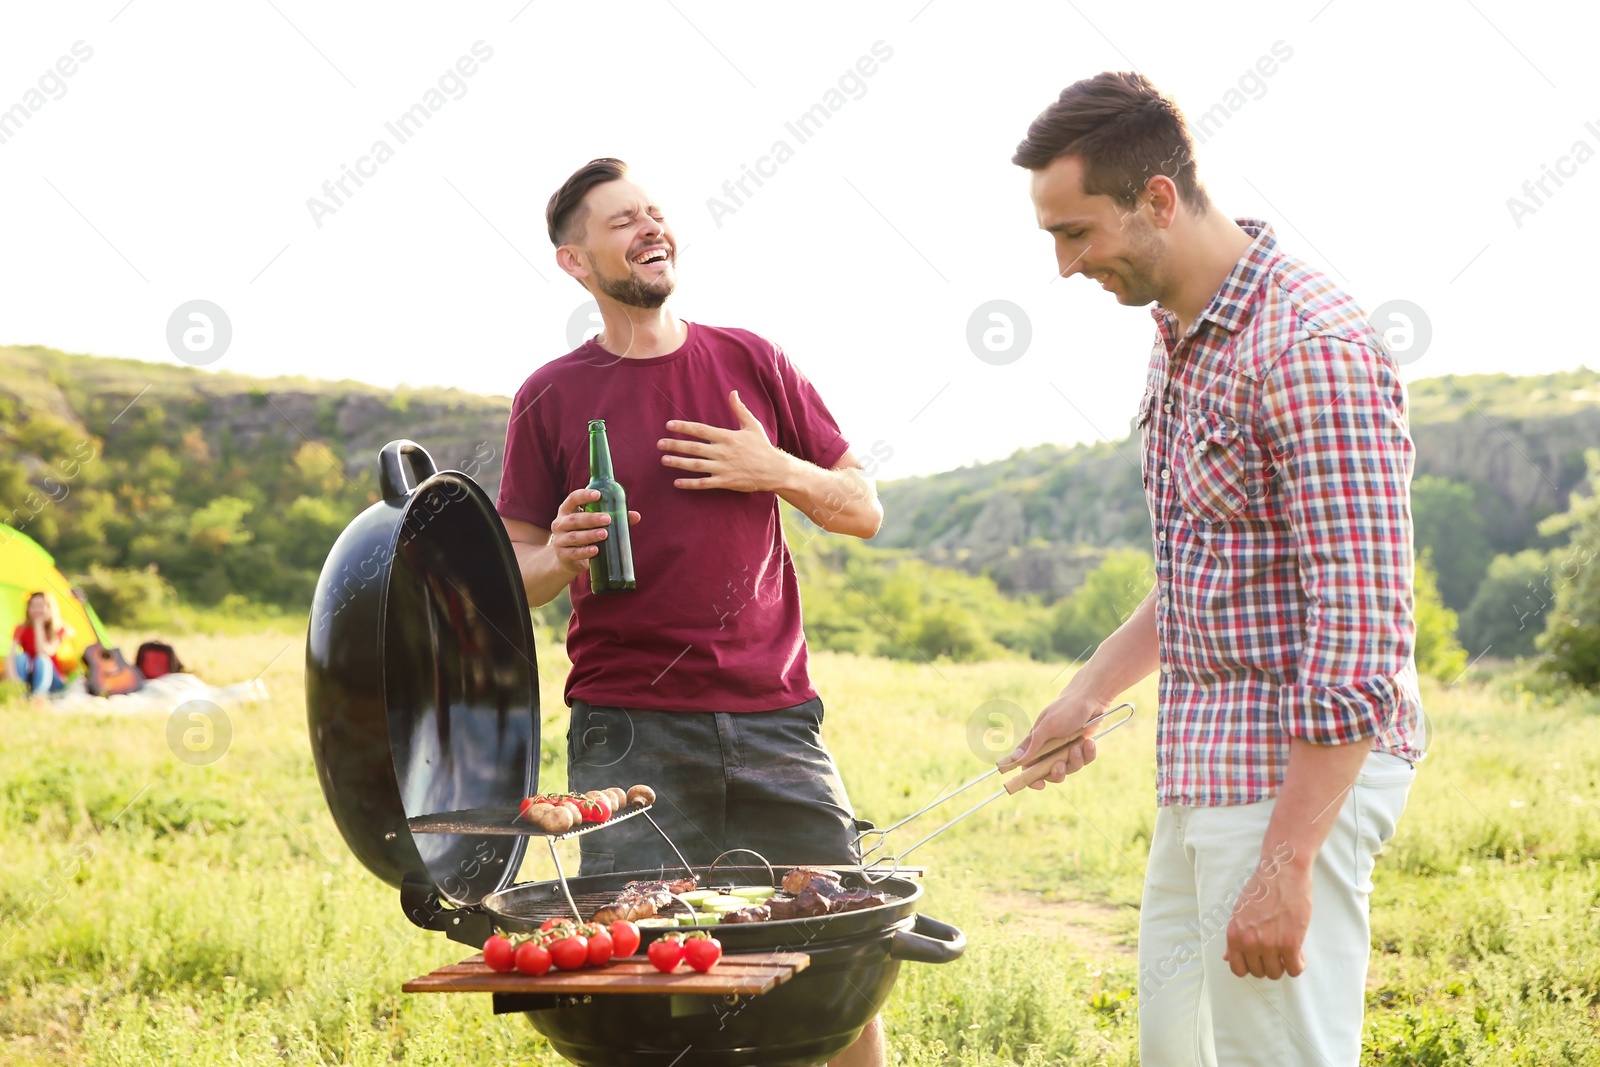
[{"xmin": 306, "ymin": 441, "xmax": 968, "ymax": 1066}]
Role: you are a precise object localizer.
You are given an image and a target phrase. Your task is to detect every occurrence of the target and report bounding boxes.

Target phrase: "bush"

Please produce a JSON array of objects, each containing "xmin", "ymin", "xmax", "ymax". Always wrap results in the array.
[
  {"xmin": 72, "ymin": 563, "xmax": 178, "ymax": 627},
  {"xmin": 1414, "ymin": 551, "xmax": 1468, "ymax": 684},
  {"xmin": 1050, "ymin": 547, "xmax": 1153, "ymax": 659}
]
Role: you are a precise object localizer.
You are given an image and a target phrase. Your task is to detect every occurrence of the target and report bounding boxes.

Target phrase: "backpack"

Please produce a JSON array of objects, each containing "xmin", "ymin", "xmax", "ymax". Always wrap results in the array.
[{"xmin": 134, "ymin": 641, "xmax": 185, "ymax": 680}]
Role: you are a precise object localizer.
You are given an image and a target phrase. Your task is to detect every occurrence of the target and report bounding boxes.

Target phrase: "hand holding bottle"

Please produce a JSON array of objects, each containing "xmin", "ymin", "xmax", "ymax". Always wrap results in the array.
[{"xmin": 549, "ymin": 487, "xmax": 639, "ymax": 577}]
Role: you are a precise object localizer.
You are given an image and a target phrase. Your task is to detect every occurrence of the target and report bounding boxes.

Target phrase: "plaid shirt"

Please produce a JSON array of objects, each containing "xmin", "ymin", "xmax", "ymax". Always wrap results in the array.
[{"xmin": 1140, "ymin": 219, "xmax": 1425, "ymax": 808}]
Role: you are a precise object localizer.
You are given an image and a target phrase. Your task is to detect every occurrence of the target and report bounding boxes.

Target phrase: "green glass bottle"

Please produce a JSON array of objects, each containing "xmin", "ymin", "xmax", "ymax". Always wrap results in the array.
[{"xmin": 584, "ymin": 419, "xmax": 635, "ymax": 594}]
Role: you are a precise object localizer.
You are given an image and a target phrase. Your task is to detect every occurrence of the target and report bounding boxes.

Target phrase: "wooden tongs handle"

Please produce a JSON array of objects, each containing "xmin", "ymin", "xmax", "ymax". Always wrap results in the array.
[{"xmin": 996, "ymin": 703, "xmax": 1135, "ymax": 795}]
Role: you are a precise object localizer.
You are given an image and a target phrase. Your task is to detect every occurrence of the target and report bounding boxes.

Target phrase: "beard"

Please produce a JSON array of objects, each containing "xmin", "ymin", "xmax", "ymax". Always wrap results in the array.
[
  {"xmin": 1110, "ymin": 213, "xmax": 1167, "ymax": 307},
  {"xmin": 588, "ymin": 252, "xmax": 675, "ymax": 309}
]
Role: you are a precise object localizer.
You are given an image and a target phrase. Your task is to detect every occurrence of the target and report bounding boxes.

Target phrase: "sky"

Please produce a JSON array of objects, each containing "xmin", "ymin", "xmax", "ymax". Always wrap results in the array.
[{"xmin": 2, "ymin": 0, "xmax": 1596, "ymax": 480}]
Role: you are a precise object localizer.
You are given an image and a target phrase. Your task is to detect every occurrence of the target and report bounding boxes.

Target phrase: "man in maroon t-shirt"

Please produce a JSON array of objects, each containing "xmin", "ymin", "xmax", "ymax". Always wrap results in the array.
[{"xmin": 496, "ymin": 158, "xmax": 886, "ymax": 1065}]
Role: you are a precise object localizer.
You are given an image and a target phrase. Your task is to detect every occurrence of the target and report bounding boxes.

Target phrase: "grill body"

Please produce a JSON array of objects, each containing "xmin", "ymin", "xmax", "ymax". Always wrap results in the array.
[
  {"xmin": 479, "ymin": 867, "xmax": 963, "ymax": 1066},
  {"xmin": 307, "ymin": 444, "xmax": 967, "ymax": 1067},
  {"xmin": 508, "ymin": 926, "xmax": 909, "ymax": 1067}
]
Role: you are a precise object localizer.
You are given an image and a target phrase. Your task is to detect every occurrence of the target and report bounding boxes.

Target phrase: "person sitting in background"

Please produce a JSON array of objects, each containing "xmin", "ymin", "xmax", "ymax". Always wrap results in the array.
[{"xmin": 7, "ymin": 591, "xmax": 73, "ymax": 704}]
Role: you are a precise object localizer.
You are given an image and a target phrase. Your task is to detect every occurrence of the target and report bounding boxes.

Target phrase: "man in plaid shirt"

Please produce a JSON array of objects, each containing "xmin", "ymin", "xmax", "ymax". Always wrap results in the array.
[{"xmin": 1007, "ymin": 72, "xmax": 1424, "ymax": 1065}]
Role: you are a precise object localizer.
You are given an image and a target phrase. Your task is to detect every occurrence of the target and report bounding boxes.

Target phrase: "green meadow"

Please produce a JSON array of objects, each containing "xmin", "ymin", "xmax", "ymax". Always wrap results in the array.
[{"xmin": 1, "ymin": 626, "xmax": 1597, "ymax": 1065}]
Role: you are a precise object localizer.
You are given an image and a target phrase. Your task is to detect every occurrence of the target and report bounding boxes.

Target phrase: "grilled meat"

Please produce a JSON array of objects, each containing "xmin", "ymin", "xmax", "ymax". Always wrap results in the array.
[
  {"xmin": 781, "ymin": 867, "xmax": 841, "ymax": 895},
  {"xmin": 720, "ymin": 904, "xmax": 771, "ymax": 924},
  {"xmin": 765, "ymin": 887, "xmax": 832, "ymax": 921},
  {"xmin": 829, "ymin": 888, "xmax": 889, "ymax": 913},
  {"xmin": 589, "ymin": 876, "xmax": 698, "ymax": 925},
  {"xmin": 763, "ymin": 894, "xmax": 807, "ymax": 922},
  {"xmin": 759, "ymin": 881, "xmax": 887, "ymax": 921}
]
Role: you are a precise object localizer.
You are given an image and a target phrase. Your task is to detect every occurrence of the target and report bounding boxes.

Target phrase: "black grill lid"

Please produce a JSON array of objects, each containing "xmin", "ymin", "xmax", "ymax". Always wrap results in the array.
[{"xmin": 306, "ymin": 441, "xmax": 538, "ymax": 906}]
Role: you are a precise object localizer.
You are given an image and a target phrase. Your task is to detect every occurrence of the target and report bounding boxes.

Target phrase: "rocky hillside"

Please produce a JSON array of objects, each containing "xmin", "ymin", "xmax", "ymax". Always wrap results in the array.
[
  {"xmin": 6, "ymin": 343, "xmax": 1597, "ymax": 617},
  {"xmin": 2, "ymin": 344, "xmax": 514, "ymax": 499},
  {"xmin": 874, "ymin": 370, "xmax": 1600, "ymax": 602}
]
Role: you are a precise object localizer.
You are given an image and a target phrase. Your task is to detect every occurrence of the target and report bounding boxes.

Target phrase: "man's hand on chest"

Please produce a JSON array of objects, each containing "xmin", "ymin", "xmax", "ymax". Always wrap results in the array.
[{"xmin": 658, "ymin": 389, "xmax": 795, "ymax": 494}]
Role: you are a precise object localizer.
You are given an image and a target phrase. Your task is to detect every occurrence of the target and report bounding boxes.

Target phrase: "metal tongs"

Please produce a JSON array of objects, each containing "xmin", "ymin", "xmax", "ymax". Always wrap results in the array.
[{"xmin": 853, "ymin": 702, "xmax": 1135, "ymax": 883}]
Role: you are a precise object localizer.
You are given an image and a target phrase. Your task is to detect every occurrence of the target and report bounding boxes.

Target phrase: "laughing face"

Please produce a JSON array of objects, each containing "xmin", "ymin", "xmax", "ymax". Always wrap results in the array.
[
  {"xmin": 1029, "ymin": 154, "xmax": 1169, "ymax": 308},
  {"xmin": 571, "ymin": 178, "xmax": 678, "ymax": 309}
]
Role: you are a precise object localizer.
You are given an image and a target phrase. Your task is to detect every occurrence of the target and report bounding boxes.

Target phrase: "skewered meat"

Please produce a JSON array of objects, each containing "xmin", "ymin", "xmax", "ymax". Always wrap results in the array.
[{"xmin": 589, "ymin": 877, "xmax": 698, "ymax": 925}]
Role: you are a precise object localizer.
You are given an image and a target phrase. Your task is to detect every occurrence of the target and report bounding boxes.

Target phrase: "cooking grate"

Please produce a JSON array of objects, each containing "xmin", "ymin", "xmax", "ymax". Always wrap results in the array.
[
  {"xmin": 495, "ymin": 877, "xmax": 910, "ymax": 927},
  {"xmin": 495, "ymin": 887, "xmax": 702, "ymax": 924}
]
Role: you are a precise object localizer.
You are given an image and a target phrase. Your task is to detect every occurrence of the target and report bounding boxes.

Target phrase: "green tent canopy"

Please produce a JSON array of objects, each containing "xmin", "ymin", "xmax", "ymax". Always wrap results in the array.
[{"xmin": 1, "ymin": 527, "xmax": 105, "ymax": 674}]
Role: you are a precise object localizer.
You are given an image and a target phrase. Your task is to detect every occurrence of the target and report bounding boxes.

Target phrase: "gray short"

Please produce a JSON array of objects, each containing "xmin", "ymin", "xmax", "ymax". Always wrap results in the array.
[{"xmin": 566, "ymin": 697, "xmax": 863, "ymax": 877}]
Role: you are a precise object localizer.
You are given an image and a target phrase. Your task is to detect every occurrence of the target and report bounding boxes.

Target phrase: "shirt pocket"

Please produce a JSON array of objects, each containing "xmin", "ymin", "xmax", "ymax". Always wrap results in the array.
[{"xmin": 1174, "ymin": 407, "xmax": 1254, "ymax": 524}]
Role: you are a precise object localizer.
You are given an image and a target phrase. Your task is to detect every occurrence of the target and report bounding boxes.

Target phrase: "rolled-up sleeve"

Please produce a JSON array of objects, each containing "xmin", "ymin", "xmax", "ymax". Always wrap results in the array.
[{"xmin": 1260, "ymin": 335, "xmax": 1416, "ymax": 745}]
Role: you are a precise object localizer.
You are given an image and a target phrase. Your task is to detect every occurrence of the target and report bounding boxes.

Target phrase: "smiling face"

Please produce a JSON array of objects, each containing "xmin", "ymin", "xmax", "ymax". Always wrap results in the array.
[
  {"xmin": 1030, "ymin": 154, "xmax": 1170, "ymax": 308},
  {"xmin": 569, "ymin": 178, "xmax": 677, "ymax": 309}
]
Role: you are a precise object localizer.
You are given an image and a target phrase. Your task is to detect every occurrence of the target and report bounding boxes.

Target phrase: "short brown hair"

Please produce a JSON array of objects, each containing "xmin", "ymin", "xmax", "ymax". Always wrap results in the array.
[
  {"xmin": 1012, "ymin": 72, "xmax": 1210, "ymax": 213},
  {"xmin": 546, "ymin": 158, "xmax": 628, "ymax": 246}
]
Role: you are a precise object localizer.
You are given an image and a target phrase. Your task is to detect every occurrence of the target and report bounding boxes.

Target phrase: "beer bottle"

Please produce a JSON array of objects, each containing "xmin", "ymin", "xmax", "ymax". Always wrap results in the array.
[{"xmin": 584, "ymin": 419, "xmax": 635, "ymax": 594}]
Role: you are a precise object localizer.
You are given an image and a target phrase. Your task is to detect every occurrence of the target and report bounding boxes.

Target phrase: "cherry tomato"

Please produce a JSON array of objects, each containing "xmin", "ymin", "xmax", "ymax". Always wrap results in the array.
[
  {"xmin": 585, "ymin": 928, "xmax": 614, "ymax": 966},
  {"xmin": 541, "ymin": 917, "xmax": 577, "ymax": 933},
  {"xmin": 482, "ymin": 934, "xmax": 516, "ymax": 973},
  {"xmin": 548, "ymin": 934, "xmax": 589, "ymax": 971},
  {"xmin": 519, "ymin": 798, "xmax": 534, "ymax": 818},
  {"xmin": 514, "ymin": 939, "xmax": 552, "ymax": 976},
  {"xmin": 647, "ymin": 935, "xmax": 685, "ymax": 973},
  {"xmin": 683, "ymin": 934, "xmax": 722, "ymax": 973},
  {"xmin": 610, "ymin": 920, "xmax": 641, "ymax": 958},
  {"xmin": 576, "ymin": 796, "xmax": 612, "ymax": 823}
]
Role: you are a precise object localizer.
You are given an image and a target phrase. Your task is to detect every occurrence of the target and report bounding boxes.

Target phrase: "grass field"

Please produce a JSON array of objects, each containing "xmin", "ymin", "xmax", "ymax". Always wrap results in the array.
[{"xmin": 2, "ymin": 625, "xmax": 1598, "ymax": 1065}]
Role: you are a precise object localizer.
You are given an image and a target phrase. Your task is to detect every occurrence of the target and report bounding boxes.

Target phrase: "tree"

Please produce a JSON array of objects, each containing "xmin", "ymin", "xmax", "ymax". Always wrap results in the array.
[
  {"xmin": 1411, "ymin": 476, "xmax": 1493, "ymax": 611},
  {"xmin": 1536, "ymin": 450, "xmax": 1600, "ymax": 688},
  {"xmin": 1458, "ymin": 550, "xmax": 1553, "ymax": 659}
]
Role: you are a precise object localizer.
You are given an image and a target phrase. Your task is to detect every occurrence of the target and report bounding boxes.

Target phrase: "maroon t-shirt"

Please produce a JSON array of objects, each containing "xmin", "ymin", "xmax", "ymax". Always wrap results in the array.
[{"xmin": 496, "ymin": 322, "xmax": 850, "ymax": 713}]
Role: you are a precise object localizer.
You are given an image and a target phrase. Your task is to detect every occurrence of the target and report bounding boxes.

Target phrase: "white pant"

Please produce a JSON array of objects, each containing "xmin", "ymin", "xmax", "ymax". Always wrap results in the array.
[{"xmin": 1137, "ymin": 751, "xmax": 1414, "ymax": 1066}]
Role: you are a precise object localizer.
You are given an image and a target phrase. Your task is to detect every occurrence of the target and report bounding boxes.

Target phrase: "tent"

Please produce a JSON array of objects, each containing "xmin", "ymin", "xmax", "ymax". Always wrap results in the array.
[{"xmin": 0, "ymin": 527, "xmax": 104, "ymax": 675}]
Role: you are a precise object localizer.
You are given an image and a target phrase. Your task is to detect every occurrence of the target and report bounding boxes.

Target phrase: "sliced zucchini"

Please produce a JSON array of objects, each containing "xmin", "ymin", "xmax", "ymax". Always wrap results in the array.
[
  {"xmin": 701, "ymin": 897, "xmax": 748, "ymax": 913},
  {"xmin": 636, "ymin": 916, "xmax": 680, "ymax": 928},
  {"xmin": 677, "ymin": 889, "xmax": 718, "ymax": 905},
  {"xmin": 731, "ymin": 886, "xmax": 777, "ymax": 901}
]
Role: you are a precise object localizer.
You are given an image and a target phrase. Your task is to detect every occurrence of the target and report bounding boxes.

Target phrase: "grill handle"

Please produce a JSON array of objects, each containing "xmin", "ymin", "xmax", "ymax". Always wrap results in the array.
[
  {"xmin": 888, "ymin": 913, "xmax": 966, "ymax": 965},
  {"xmin": 401, "ymin": 873, "xmax": 493, "ymax": 948},
  {"xmin": 379, "ymin": 440, "xmax": 437, "ymax": 502}
]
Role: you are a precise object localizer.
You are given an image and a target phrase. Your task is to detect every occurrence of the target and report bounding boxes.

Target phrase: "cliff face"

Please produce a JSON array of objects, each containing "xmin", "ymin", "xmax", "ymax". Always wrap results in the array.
[{"xmin": 1409, "ymin": 410, "xmax": 1599, "ymax": 551}]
